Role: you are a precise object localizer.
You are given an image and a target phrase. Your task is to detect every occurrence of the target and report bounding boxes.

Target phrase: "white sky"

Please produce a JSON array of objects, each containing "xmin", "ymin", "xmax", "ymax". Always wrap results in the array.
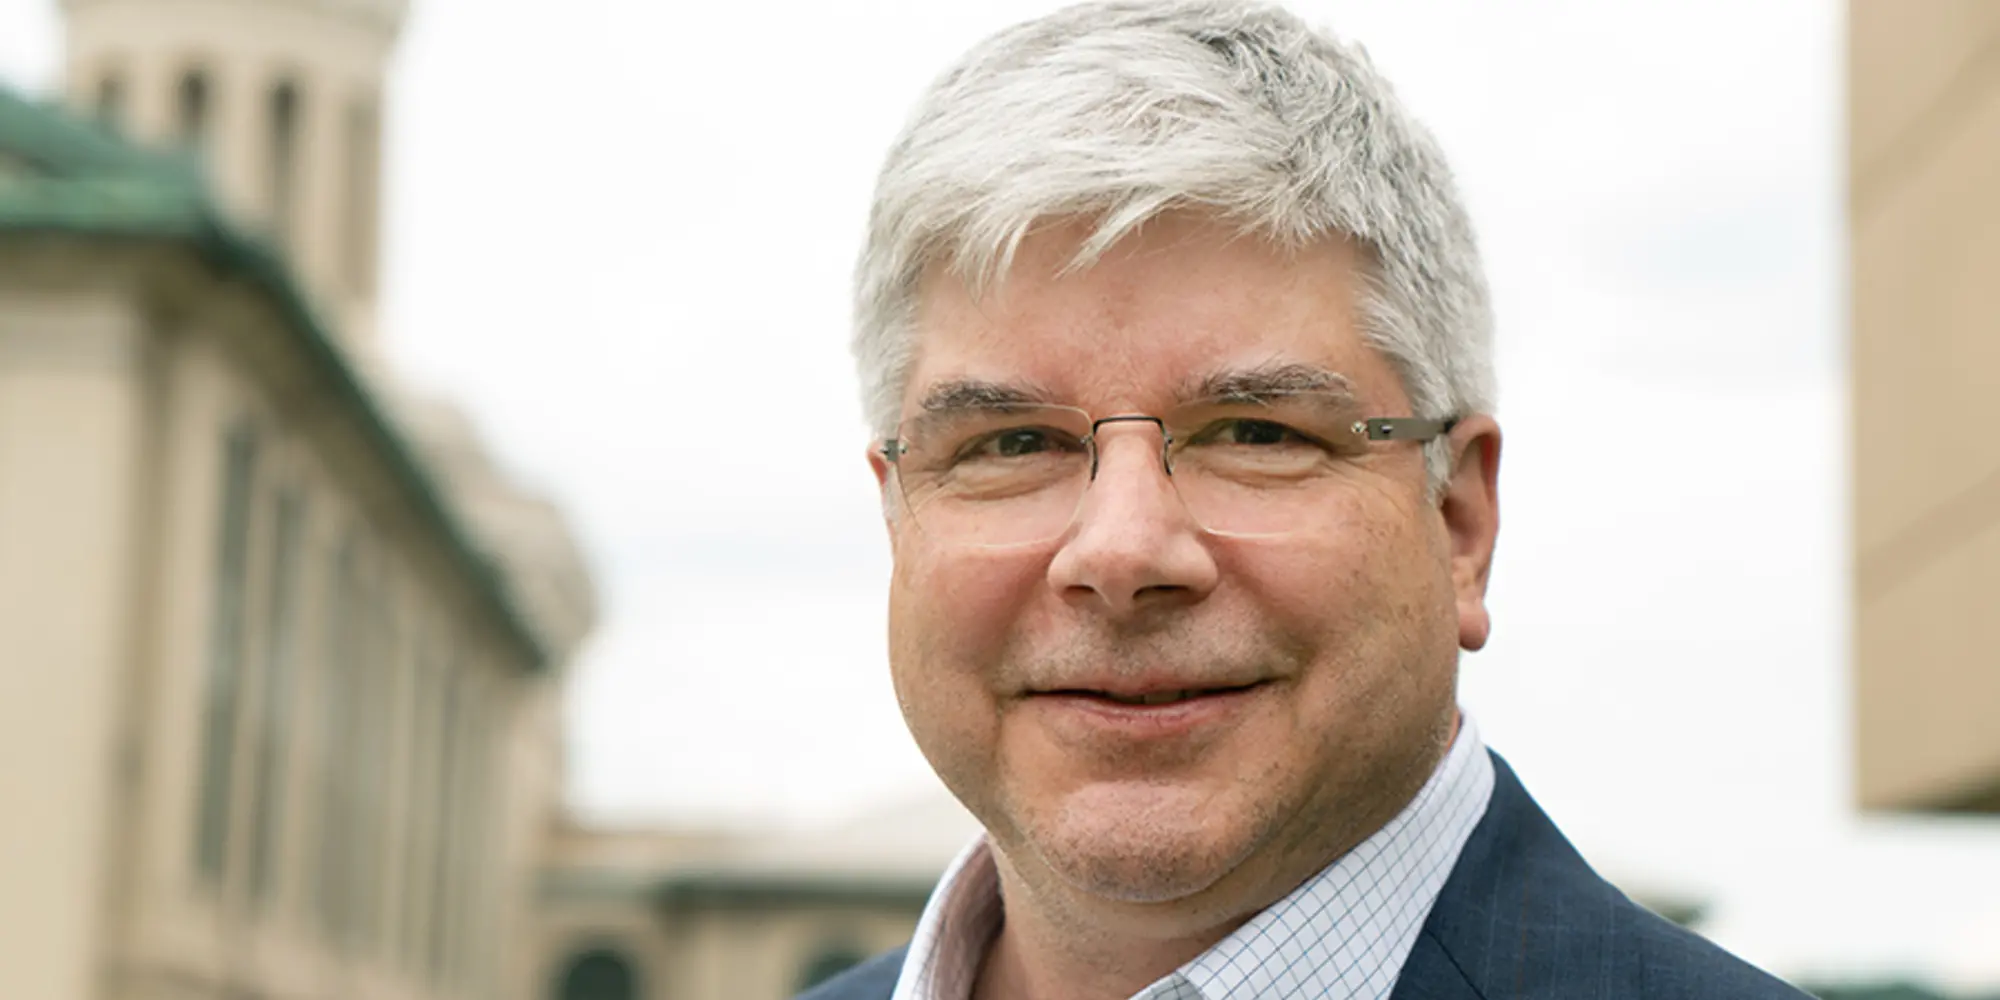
[{"xmin": 5, "ymin": 0, "xmax": 1999, "ymax": 989}]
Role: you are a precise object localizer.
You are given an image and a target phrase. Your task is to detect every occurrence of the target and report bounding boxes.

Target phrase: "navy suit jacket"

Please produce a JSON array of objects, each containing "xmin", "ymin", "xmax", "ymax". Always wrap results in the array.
[{"xmin": 797, "ymin": 752, "xmax": 1807, "ymax": 1000}]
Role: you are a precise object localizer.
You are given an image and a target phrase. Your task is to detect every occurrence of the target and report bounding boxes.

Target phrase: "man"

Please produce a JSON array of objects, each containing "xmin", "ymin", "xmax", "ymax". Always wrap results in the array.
[{"xmin": 805, "ymin": 2, "xmax": 1807, "ymax": 998}]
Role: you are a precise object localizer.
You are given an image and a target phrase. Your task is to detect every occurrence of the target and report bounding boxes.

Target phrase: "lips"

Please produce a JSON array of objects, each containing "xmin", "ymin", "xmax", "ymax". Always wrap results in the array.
[
  {"xmin": 1050, "ymin": 682, "xmax": 1263, "ymax": 706},
  {"xmin": 1024, "ymin": 678, "xmax": 1270, "ymax": 743}
]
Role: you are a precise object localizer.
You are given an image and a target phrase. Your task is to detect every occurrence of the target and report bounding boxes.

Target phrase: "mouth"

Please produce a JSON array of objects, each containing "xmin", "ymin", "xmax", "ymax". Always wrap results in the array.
[
  {"xmin": 1038, "ymin": 680, "xmax": 1266, "ymax": 706},
  {"xmin": 1024, "ymin": 679, "xmax": 1270, "ymax": 741}
]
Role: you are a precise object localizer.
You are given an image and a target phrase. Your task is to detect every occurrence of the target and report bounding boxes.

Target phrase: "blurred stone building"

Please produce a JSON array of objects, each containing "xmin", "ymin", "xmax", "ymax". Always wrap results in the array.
[
  {"xmin": 0, "ymin": 0, "xmax": 596, "ymax": 998},
  {"xmin": 535, "ymin": 794, "xmax": 979, "ymax": 1000},
  {"xmin": 0, "ymin": 1, "xmax": 952, "ymax": 999},
  {"xmin": 1851, "ymin": 0, "xmax": 2000, "ymax": 813}
]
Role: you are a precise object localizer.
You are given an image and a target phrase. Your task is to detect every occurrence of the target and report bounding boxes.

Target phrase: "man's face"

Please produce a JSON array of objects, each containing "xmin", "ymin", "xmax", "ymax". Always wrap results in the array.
[{"xmin": 873, "ymin": 214, "xmax": 1500, "ymax": 921}]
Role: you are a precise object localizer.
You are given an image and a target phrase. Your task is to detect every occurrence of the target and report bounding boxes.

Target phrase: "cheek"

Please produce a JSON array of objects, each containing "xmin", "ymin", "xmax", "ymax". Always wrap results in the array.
[
  {"xmin": 891, "ymin": 544, "xmax": 1047, "ymax": 668},
  {"xmin": 1233, "ymin": 513, "xmax": 1418, "ymax": 625},
  {"xmin": 888, "ymin": 544, "xmax": 1050, "ymax": 821},
  {"xmin": 1233, "ymin": 501, "xmax": 1460, "ymax": 694},
  {"xmin": 886, "ymin": 543, "xmax": 1049, "ymax": 744}
]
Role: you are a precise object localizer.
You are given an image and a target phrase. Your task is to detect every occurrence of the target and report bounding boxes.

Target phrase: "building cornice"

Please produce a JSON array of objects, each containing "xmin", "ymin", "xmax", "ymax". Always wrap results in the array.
[
  {"xmin": 0, "ymin": 88, "xmax": 551, "ymax": 672},
  {"xmin": 60, "ymin": 0, "xmax": 408, "ymax": 37}
]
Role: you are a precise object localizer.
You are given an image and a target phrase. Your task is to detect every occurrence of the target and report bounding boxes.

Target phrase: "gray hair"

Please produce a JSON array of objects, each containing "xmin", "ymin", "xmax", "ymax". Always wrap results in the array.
[{"xmin": 853, "ymin": 0, "xmax": 1494, "ymax": 488}]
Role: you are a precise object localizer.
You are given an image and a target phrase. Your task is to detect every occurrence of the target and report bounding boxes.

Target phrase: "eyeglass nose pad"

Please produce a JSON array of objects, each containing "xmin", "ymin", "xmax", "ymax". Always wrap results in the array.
[{"xmin": 1082, "ymin": 415, "xmax": 1176, "ymax": 490}]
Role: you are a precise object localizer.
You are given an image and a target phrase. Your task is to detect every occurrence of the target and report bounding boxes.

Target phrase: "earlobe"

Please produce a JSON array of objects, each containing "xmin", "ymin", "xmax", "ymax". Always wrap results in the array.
[{"xmin": 1459, "ymin": 603, "xmax": 1491, "ymax": 651}]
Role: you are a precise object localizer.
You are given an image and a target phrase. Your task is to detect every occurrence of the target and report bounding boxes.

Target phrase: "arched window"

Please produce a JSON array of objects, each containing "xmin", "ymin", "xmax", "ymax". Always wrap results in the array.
[
  {"xmin": 268, "ymin": 80, "xmax": 302, "ymax": 247},
  {"xmin": 425, "ymin": 667, "xmax": 463, "ymax": 981},
  {"xmin": 191, "ymin": 423, "xmax": 258, "ymax": 883},
  {"xmin": 176, "ymin": 69, "xmax": 210, "ymax": 151},
  {"xmin": 797, "ymin": 943, "xmax": 869, "ymax": 991},
  {"xmin": 395, "ymin": 642, "xmax": 438, "ymax": 972},
  {"xmin": 553, "ymin": 946, "xmax": 640, "ymax": 1000},
  {"xmin": 312, "ymin": 535, "xmax": 361, "ymax": 943},
  {"xmin": 243, "ymin": 488, "xmax": 305, "ymax": 907},
  {"xmin": 96, "ymin": 74, "xmax": 125, "ymax": 127}
]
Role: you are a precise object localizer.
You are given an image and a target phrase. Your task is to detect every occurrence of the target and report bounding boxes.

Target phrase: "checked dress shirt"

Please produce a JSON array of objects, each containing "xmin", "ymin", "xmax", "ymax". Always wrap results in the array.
[{"xmin": 887, "ymin": 713, "xmax": 1496, "ymax": 1000}]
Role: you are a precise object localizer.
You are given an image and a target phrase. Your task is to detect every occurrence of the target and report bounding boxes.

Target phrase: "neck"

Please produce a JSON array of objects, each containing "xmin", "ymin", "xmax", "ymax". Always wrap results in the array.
[{"xmin": 970, "ymin": 881, "xmax": 1239, "ymax": 1000}]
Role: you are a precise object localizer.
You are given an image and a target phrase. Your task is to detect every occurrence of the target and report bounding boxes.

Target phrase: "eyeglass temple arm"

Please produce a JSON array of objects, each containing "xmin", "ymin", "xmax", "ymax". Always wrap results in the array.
[{"xmin": 1360, "ymin": 417, "xmax": 1458, "ymax": 442}]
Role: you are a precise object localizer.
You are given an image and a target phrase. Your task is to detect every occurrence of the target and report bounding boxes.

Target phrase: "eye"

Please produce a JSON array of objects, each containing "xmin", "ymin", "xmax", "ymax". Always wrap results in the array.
[
  {"xmin": 959, "ymin": 426, "xmax": 1080, "ymax": 461},
  {"xmin": 1190, "ymin": 418, "xmax": 1312, "ymax": 447}
]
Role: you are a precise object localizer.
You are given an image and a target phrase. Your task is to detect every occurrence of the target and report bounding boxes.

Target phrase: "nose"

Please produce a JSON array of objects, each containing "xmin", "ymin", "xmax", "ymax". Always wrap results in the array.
[{"xmin": 1046, "ymin": 420, "xmax": 1220, "ymax": 617}]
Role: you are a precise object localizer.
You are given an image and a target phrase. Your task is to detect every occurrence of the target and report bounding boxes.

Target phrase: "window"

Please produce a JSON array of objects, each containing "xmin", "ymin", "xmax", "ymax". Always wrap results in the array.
[
  {"xmin": 398, "ymin": 647, "xmax": 437, "ymax": 971},
  {"xmin": 553, "ymin": 947, "xmax": 640, "ymax": 1000},
  {"xmin": 193, "ymin": 425, "xmax": 257, "ymax": 883},
  {"xmin": 176, "ymin": 70, "xmax": 210, "ymax": 154},
  {"xmin": 342, "ymin": 98, "xmax": 381, "ymax": 297},
  {"xmin": 96, "ymin": 74, "xmax": 125, "ymax": 128},
  {"xmin": 454, "ymin": 689, "xmax": 498, "ymax": 988},
  {"xmin": 268, "ymin": 81, "xmax": 301, "ymax": 248},
  {"xmin": 426, "ymin": 668, "xmax": 462, "ymax": 981},
  {"xmin": 313, "ymin": 537, "xmax": 358, "ymax": 943},
  {"xmin": 245, "ymin": 490, "xmax": 305, "ymax": 906},
  {"xmin": 348, "ymin": 580, "xmax": 397, "ymax": 951}
]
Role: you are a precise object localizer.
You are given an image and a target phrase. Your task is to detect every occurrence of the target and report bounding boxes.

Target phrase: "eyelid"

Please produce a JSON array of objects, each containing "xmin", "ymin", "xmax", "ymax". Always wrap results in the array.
[
  {"xmin": 955, "ymin": 422, "xmax": 1085, "ymax": 455},
  {"xmin": 1172, "ymin": 408, "xmax": 1356, "ymax": 453},
  {"xmin": 1173, "ymin": 393, "xmax": 1359, "ymax": 421}
]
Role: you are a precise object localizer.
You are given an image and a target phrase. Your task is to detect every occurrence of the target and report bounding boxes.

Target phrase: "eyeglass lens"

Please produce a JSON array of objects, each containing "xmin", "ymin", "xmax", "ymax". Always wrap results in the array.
[{"xmin": 890, "ymin": 392, "xmax": 1390, "ymax": 547}]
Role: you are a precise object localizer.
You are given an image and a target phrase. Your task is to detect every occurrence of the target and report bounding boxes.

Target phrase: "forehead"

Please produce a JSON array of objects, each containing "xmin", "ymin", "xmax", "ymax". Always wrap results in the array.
[{"xmin": 906, "ymin": 214, "xmax": 1400, "ymax": 414}]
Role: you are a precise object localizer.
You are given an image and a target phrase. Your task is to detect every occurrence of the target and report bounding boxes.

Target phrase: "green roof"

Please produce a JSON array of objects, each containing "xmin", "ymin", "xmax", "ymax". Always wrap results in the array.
[
  {"xmin": 539, "ymin": 866, "xmax": 938, "ymax": 914},
  {"xmin": 0, "ymin": 87, "xmax": 550, "ymax": 673}
]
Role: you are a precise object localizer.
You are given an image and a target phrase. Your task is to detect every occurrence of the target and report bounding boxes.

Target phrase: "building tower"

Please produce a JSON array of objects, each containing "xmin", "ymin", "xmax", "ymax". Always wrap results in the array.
[{"xmin": 61, "ymin": 0, "xmax": 405, "ymax": 362}]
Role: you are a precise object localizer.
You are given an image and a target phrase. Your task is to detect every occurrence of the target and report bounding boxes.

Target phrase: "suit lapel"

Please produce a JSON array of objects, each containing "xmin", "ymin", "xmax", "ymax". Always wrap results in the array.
[
  {"xmin": 1389, "ymin": 930, "xmax": 1487, "ymax": 1000},
  {"xmin": 1390, "ymin": 751, "xmax": 1613, "ymax": 1000},
  {"xmin": 797, "ymin": 945, "xmax": 907, "ymax": 1000}
]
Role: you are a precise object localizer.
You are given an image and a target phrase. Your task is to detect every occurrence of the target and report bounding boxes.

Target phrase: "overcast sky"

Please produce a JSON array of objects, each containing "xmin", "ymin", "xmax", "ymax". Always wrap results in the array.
[{"xmin": 5, "ymin": 0, "xmax": 1999, "ymax": 988}]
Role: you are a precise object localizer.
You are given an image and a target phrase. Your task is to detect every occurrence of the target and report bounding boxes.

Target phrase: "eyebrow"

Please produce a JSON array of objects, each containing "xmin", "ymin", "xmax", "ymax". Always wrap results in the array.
[
  {"xmin": 916, "ymin": 378, "xmax": 1060, "ymax": 414},
  {"xmin": 912, "ymin": 362, "xmax": 1361, "ymax": 415},
  {"xmin": 1185, "ymin": 362, "xmax": 1359, "ymax": 403}
]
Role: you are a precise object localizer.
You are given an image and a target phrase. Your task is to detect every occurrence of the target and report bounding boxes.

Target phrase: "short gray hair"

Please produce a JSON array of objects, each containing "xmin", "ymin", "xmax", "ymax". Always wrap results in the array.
[{"xmin": 853, "ymin": 0, "xmax": 1493, "ymax": 487}]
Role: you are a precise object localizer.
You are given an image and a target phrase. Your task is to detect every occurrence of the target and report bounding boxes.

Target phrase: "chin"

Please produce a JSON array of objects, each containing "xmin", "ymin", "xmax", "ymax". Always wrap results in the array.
[{"xmin": 1022, "ymin": 782, "xmax": 1268, "ymax": 905}]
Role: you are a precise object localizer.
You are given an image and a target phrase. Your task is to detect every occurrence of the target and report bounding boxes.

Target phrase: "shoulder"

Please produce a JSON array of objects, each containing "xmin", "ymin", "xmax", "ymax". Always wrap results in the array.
[
  {"xmin": 792, "ymin": 945, "xmax": 908, "ymax": 1000},
  {"xmin": 1436, "ymin": 876, "xmax": 1806, "ymax": 999},
  {"xmin": 1402, "ymin": 753, "xmax": 1810, "ymax": 1000},
  {"xmin": 1604, "ymin": 903, "xmax": 1809, "ymax": 999}
]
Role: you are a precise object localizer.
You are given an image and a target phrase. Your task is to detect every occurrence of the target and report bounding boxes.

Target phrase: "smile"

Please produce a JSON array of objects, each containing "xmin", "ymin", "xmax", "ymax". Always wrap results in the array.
[
  {"xmin": 1051, "ymin": 682, "xmax": 1263, "ymax": 706},
  {"xmin": 1025, "ymin": 680, "xmax": 1271, "ymax": 742}
]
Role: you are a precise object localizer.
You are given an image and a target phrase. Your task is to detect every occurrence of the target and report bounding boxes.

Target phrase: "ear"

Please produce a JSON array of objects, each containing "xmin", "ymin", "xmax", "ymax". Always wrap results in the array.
[
  {"xmin": 867, "ymin": 444, "xmax": 896, "ymax": 534},
  {"xmin": 1438, "ymin": 414, "xmax": 1501, "ymax": 651}
]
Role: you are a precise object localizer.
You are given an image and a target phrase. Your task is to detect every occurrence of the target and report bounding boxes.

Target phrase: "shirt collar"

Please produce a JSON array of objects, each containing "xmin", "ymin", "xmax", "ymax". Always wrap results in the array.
[{"xmin": 892, "ymin": 713, "xmax": 1496, "ymax": 1000}]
